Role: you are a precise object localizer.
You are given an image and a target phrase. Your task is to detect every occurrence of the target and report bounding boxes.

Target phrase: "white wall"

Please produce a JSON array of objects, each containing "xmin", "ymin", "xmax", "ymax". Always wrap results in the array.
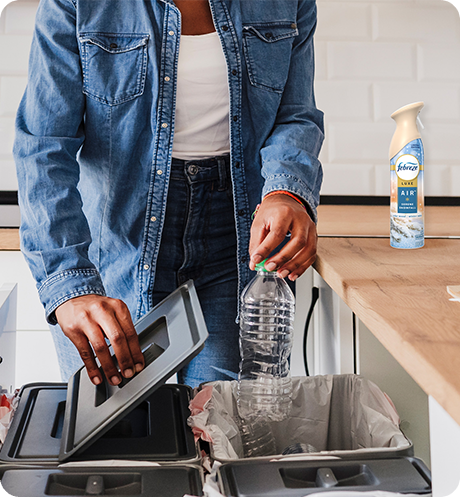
[
  {"xmin": 1, "ymin": 0, "xmax": 460, "ymax": 196},
  {"xmin": 314, "ymin": 0, "xmax": 460, "ymax": 196}
]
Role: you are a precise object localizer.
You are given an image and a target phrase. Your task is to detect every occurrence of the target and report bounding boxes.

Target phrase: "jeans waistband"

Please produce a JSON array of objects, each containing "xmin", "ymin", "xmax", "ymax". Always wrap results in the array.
[{"xmin": 170, "ymin": 155, "xmax": 230, "ymax": 191}]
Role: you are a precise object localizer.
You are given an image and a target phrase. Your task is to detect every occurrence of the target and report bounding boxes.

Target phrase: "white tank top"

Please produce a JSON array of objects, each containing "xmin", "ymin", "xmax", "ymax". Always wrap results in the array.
[{"xmin": 172, "ymin": 31, "xmax": 231, "ymax": 160}]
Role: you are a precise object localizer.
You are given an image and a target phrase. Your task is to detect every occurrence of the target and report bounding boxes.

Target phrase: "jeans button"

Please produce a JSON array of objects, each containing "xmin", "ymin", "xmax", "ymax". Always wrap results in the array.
[{"xmin": 188, "ymin": 164, "xmax": 199, "ymax": 175}]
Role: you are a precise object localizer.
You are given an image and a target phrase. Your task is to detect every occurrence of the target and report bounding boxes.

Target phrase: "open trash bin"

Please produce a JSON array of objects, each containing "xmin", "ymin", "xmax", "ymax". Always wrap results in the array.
[
  {"xmin": 189, "ymin": 375, "xmax": 431, "ymax": 495},
  {"xmin": 0, "ymin": 281, "xmax": 207, "ymax": 496}
]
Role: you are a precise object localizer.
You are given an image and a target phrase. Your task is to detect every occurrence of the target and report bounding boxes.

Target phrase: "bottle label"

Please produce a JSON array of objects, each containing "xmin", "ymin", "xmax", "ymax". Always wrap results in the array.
[
  {"xmin": 396, "ymin": 154, "xmax": 419, "ymax": 214},
  {"xmin": 390, "ymin": 139, "xmax": 424, "ymax": 249}
]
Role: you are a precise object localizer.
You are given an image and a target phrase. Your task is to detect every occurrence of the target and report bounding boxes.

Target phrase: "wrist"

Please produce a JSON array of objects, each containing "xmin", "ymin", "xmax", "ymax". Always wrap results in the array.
[{"xmin": 263, "ymin": 190, "xmax": 307, "ymax": 209}]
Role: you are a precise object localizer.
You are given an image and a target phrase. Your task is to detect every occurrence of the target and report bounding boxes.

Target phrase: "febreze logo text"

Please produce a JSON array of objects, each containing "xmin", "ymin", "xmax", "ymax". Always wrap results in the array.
[{"xmin": 395, "ymin": 154, "xmax": 420, "ymax": 181}]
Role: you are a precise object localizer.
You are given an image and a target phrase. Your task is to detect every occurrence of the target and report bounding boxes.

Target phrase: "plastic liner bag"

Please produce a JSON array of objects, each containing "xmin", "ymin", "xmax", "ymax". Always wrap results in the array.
[
  {"xmin": 0, "ymin": 390, "xmax": 19, "ymax": 449},
  {"xmin": 188, "ymin": 375, "xmax": 411, "ymax": 462}
]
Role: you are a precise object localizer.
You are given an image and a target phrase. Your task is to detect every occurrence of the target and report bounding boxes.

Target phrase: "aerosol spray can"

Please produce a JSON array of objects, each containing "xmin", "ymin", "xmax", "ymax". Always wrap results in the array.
[{"xmin": 389, "ymin": 102, "xmax": 425, "ymax": 249}]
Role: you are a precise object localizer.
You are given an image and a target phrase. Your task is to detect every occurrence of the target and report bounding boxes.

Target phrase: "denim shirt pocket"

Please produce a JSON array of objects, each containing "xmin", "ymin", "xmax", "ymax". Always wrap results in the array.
[
  {"xmin": 79, "ymin": 33, "xmax": 149, "ymax": 106},
  {"xmin": 242, "ymin": 22, "xmax": 298, "ymax": 93}
]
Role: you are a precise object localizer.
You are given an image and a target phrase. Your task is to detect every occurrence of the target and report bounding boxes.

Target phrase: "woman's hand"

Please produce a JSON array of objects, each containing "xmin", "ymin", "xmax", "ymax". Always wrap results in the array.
[
  {"xmin": 55, "ymin": 295, "xmax": 145, "ymax": 386},
  {"xmin": 249, "ymin": 194, "xmax": 317, "ymax": 281}
]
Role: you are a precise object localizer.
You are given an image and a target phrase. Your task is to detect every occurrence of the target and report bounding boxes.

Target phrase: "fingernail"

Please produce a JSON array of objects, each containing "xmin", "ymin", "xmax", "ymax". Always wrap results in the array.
[
  {"xmin": 111, "ymin": 376, "xmax": 121, "ymax": 385},
  {"xmin": 289, "ymin": 274, "xmax": 299, "ymax": 281},
  {"xmin": 92, "ymin": 376, "xmax": 101, "ymax": 385},
  {"xmin": 266, "ymin": 262, "xmax": 277, "ymax": 271},
  {"xmin": 252, "ymin": 254, "xmax": 263, "ymax": 264},
  {"xmin": 124, "ymin": 368, "xmax": 133, "ymax": 378},
  {"xmin": 279, "ymin": 269, "xmax": 290, "ymax": 279},
  {"xmin": 135, "ymin": 363, "xmax": 144, "ymax": 373}
]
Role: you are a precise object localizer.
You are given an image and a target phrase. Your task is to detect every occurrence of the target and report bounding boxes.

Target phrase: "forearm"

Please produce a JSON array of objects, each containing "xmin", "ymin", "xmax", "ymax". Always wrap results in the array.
[{"xmin": 14, "ymin": 0, "xmax": 104, "ymax": 322}]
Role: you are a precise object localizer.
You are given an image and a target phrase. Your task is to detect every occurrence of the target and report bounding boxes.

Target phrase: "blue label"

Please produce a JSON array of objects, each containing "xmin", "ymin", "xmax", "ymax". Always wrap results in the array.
[{"xmin": 398, "ymin": 187, "xmax": 417, "ymax": 213}]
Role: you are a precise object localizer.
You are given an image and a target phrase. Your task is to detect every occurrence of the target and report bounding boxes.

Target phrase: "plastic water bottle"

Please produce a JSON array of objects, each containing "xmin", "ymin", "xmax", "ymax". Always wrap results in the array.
[
  {"xmin": 237, "ymin": 260, "xmax": 295, "ymax": 422},
  {"xmin": 237, "ymin": 415, "xmax": 277, "ymax": 458}
]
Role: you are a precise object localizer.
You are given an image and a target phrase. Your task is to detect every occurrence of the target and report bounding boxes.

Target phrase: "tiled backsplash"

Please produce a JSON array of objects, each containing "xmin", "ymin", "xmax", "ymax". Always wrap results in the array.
[{"xmin": 0, "ymin": 0, "xmax": 459, "ymax": 197}]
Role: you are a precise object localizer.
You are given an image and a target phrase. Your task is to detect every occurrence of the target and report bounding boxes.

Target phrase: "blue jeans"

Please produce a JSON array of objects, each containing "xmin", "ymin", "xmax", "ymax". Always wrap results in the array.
[{"xmin": 51, "ymin": 155, "xmax": 240, "ymax": 387}]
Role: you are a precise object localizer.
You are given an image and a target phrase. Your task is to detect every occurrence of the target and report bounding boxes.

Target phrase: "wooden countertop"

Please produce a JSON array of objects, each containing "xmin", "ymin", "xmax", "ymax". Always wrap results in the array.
[
  {"xmin": 314, "ymin": 205, "xmax": 460, "ymax": 426},
  {"xmin": 0, "ymin": 229, "xmax": 19, "ymax": 250},
  {"xmin": 317, "ymin": 205, "xmax": 460, "ymax": 238}
]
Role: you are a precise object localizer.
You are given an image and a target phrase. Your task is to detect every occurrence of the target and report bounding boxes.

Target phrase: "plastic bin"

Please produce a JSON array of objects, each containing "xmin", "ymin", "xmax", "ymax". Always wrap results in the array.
[
  {"xmin": 189, "ymin": 375, "xmax": 431, "ymax": 495},
  {"xmin": 0, "ymin": 281, "xmax": 208, "ymax": 495}
]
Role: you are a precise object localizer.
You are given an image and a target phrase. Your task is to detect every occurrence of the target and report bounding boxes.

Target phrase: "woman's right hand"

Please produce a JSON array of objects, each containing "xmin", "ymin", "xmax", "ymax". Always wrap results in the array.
[{"xmin": 55, "ymin": 295, "xmax": 145, "ymax": 386}]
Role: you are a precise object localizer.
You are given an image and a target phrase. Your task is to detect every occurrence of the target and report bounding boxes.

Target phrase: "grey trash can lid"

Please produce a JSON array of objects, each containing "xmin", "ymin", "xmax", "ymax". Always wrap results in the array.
[{"xmin": 59, "ymin": 280, "xmax": 208, "ymax": 462}]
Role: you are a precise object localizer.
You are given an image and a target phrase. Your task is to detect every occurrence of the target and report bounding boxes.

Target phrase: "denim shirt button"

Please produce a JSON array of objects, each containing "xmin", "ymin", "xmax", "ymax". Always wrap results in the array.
[
  {"xmin": 168, "ymin": 30, "xmax": 175, "ymax": 36},
  {"xmin": 157, "ymin": 170, "xmax": 163, "ymax": 175},
  {"xmin": 161, "ymin": 123, "xmax": 168, "ymax": 128},
  {"xmin": 235, "ymin": 161, "xmax": 240, "ymax": 168},
  {"xmin": 238, "ymin": 209, "xmax": 245, "ymax": 216},
  {"xmin": 151, "ymin": 216, "xmax": 157, "ymax": 222},
  {"xmin": 143, "ymin": 264, "xmax": 150, "ymax": 270},
  {"xmin": 232, "ymin": 69, "xmax": 237, "ymax": 76},
  {"xmin": 232, "ymin": 116, "xmax": 238, "ymax": 122},
  {"xmin": 110, "ymin": 43, "xmax": 118, "ymax": 49},
  {"xmin": 222, "ymin": 25, "xmax": 228, "ymax": 31},
  {"xmin": 241, "ymin": 256, "xmax": 247, "ymax": 263},
  {"xmin": 164, "ymin": 76, "xmax": 170, "ymax": 82}
]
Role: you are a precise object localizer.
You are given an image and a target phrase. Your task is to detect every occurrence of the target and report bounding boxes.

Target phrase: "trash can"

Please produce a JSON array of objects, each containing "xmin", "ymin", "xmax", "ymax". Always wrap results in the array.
[
  {"xmin": 0, "ymin": 281, "xmax": 207, "ymax": 497},
  {"xmin": 189, "ymin": 376, "xmax": 431, "ymax": 495}
]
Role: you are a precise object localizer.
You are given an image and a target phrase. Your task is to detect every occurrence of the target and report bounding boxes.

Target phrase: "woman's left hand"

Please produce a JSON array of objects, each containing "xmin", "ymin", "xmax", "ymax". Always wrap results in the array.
[{"xmin": 249, "ymin": 194, "xmax": 317, "ymax": 281}]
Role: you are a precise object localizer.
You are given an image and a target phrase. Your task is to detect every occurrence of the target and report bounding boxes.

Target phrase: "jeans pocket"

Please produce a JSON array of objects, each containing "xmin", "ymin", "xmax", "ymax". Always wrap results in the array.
[
  {"xmin": 242, "ymin": 22, "xmax": 298, "ymax": 93},
  {"xmin": 79, "ymin": 32, "xmax": 149, "ymax": 105}
]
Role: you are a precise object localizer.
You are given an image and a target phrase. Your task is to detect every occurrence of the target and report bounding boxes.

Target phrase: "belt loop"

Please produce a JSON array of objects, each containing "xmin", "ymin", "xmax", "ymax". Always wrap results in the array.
[{"xmin": 217, "ymin": 157, "xmax": 227, "ymax": 191}]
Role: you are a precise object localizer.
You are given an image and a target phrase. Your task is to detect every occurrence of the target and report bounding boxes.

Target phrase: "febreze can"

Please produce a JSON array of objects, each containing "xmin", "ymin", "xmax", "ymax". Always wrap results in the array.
[{"xmin": 389, "ymin": 102, "xmax": 425, "ymax": 249}]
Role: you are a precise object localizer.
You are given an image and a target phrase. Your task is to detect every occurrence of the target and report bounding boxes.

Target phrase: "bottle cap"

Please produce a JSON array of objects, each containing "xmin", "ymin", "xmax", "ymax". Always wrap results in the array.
[{"xmin": 255, "ymin": 259, "xmax": 271, "ymax": 272}]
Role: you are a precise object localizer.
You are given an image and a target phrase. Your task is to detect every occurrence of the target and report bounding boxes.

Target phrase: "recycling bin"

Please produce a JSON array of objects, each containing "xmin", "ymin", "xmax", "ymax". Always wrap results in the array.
[
  {"xmin": 189, "ymin": 375, "xmax": 432, "ymax": 496},
  {"xmin": 0, "ymin": 281, "xmax": 207, "ymax": 496}
]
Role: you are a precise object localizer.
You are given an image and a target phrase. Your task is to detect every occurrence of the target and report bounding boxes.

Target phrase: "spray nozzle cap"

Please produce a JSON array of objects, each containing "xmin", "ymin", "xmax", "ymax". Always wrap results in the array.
[{"xmin": 417, "ymin": 114, "xmax": 425, "ymax": 130}]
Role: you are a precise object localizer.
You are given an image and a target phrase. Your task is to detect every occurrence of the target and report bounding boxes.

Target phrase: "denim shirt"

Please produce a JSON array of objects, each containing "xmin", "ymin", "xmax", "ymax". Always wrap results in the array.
[{"xmin": 14, "ymin": 0, "xmax": 324, "ymax": 324}]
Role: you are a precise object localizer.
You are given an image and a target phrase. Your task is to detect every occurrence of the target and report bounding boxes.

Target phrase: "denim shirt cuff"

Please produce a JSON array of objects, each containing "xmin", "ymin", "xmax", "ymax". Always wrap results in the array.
[
  {"xmin": 38, "ymin": 269, "xmax": 106, "ymax": 325},
  {"xmin": 262, "ymin": 175, "xmax": 319, "ymax": 224}
]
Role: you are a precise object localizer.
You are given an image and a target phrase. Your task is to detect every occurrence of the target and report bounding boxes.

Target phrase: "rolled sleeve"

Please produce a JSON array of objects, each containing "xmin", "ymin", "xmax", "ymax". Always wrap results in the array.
[
  {"xmin": 39, "ymin": 269, "xmax": 106, "ymax": 325},
  {"xmin": 260, "ymin": 0, "xmax": 324, "ymax": 223}
]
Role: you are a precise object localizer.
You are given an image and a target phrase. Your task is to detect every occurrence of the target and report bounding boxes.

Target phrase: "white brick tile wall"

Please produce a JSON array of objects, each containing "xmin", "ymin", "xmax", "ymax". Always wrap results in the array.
[
  {"xmin": 0, "ymin": 160, "xmax": 18, "ymax": 190},
  {"xmin": 373, "ymin": 83, "xmax": 460, "ymax": 122},
  {"xmin": 0, "ymin": 35, "xmax": 33, "ymax": 75},
  {"xmin": 321, "ymin": 163, "xmax": 376, "ymax": 195},
  {"xmin": 0, "ymin": 0, "xmax": 459, "ymax": 198},
  {"xmin": 315, "ymin": 81, "xmax": 373, "ymax": 121},
  {"xmin": 0, "ymin": 76, "xmax": 27, "ymax": 116},
  {"xmin": 451, "ymin": 164, "xmax": 460, "ymax": 189},
  {"xmin": 314, "ymin": 40, "xmax": 328, "ymax": 80},
  {"xmin": 0, "ymin": 116, "xmax": 15, "ymax": 158},
  {"xmin": 328, "ymin": 123, "xmax": 393, "ymax": 163},
  {"xmin": 373, "ymin": 3, "xmax": 460, "ymax": 43},
  {"xmin": 4, "ymin": 1, "xmax": 38, "ymax": 34},
  {"xmin": 418, "ymin": 43, "xmax": 460, "ymax": 81},
  {"xmin": 328, "ymin": 41, "xmax": 417, "ymax": 81},
  {"xmin": 0, "ymin": 8, "xmax": 5, "ymax": 35},
  {"xmin": 374, "ymin": 164, "xmax": 390, "ymax": 196},
  {"xmin": 316, "ymin": 3, "xmax": 372, "ymax": 40},
  {"xmin": 314, "ymin": 0, "xmax": 460, "ymax": 196}
]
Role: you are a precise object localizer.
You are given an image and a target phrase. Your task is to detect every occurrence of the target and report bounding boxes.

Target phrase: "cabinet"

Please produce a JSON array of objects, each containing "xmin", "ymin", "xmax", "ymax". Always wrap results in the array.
[
  {"xmin": 0, "ymin": 251, "xmax": 60, "ymax": 388},
  {"xmin": 304, "ymin": 269, "xmax": 430, "ymax": 466},
  {"xmin": 0, "ymin": 283, "xmax": 17, "ymax": 392}
]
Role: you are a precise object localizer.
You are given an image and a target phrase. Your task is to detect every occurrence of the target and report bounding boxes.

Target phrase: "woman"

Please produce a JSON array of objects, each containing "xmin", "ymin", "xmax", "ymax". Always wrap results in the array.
[{"xmin": 14, "ymin": 0, "xmax": 324, "ymax": 387}]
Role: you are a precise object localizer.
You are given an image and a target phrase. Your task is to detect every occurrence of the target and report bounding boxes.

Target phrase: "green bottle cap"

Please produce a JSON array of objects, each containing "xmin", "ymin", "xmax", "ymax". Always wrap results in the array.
[{"xmin": 255, "ymin": 259, "xmax": 271, "ymax": 272}]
